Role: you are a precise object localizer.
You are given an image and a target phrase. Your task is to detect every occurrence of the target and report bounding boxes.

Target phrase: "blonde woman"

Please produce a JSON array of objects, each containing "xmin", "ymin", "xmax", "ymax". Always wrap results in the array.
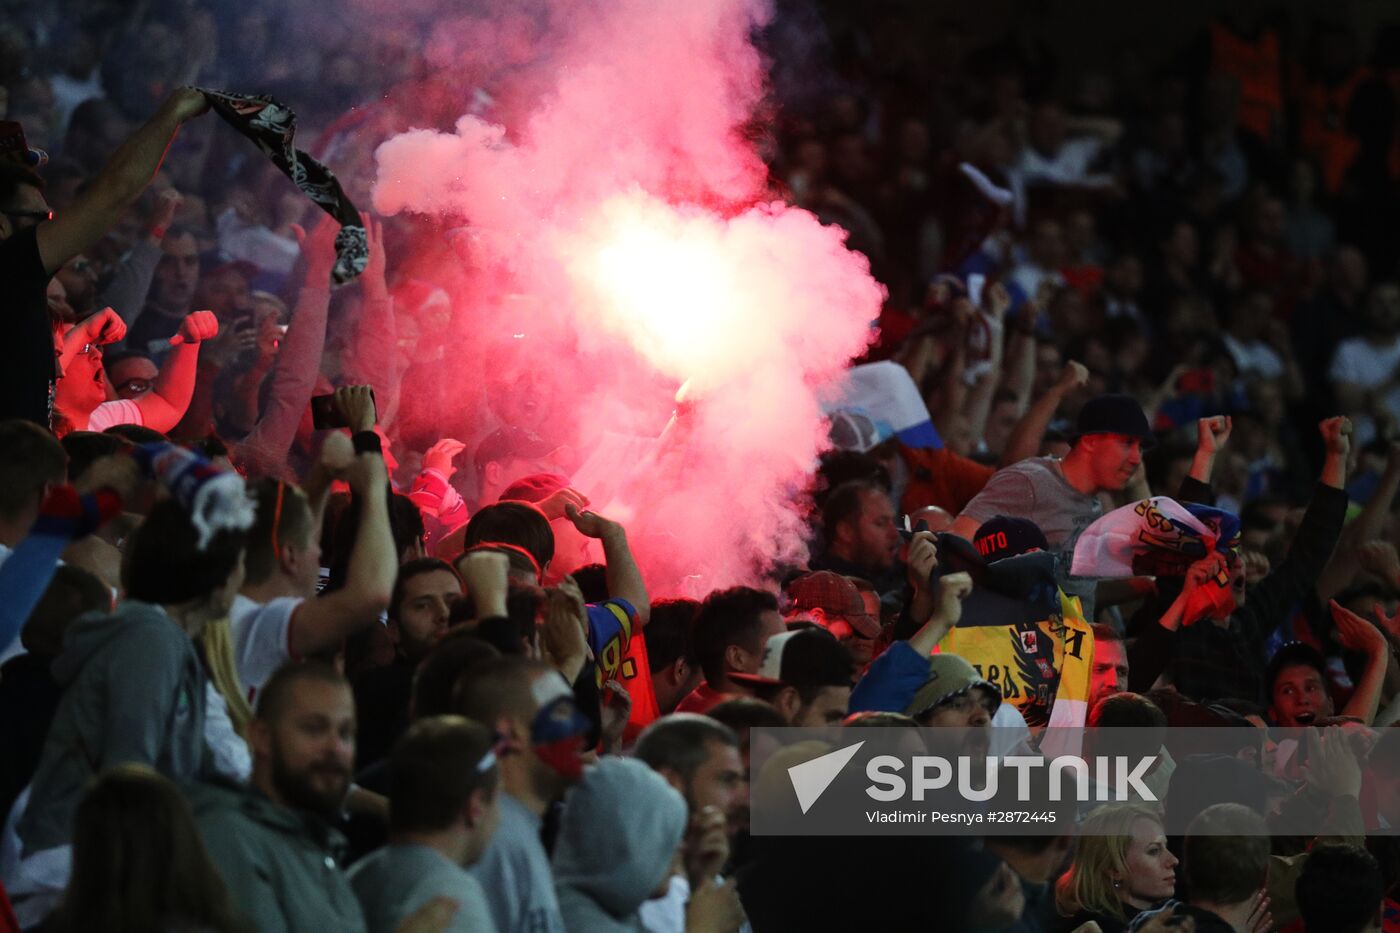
[{"xmin": 1055, "ymin": 803, "xmax": 1178, "ymax": 933}]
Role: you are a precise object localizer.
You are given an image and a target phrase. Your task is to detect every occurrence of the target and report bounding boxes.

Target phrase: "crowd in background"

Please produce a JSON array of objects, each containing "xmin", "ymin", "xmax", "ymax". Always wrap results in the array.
[{"xmin": 3, "ymin": 1, "xmax": 1400, "ymax": 931}]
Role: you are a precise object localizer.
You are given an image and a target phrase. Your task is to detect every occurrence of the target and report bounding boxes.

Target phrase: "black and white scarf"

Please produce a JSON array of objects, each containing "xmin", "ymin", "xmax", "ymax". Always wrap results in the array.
[{"xmin": 197, "ymin": 88, "xmax": 368, "ymax": 284}]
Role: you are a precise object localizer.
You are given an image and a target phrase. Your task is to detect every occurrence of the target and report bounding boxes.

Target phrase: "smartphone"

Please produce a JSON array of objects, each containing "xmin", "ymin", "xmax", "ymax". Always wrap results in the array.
[{"xmin": 310, "ymin": 390, "xmax": 376, "ymax": 430}]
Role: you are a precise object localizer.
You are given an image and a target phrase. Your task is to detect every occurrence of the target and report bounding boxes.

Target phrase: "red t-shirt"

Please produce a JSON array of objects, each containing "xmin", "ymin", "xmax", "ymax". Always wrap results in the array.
[
  {"xmin": 899, "ymin": 445, "xmax": 997, "ymax": 516},
  {"xmin": 675, "ymin": 681, "xmax": 735, "ymax": 715}
]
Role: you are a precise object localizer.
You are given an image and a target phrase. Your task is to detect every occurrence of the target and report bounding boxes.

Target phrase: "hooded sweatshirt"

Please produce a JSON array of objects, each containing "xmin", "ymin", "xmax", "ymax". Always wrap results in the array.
[
  {"xmin": 18, "ymin": 601, "xmax": 207, "ymax": 855},
  {"xmin": 189, "ymin": 779, "xmax": 367, "ymax": 933},
  {"xmin": 552, "ymin": 758, "xmax": 688, "ymax": 933}
]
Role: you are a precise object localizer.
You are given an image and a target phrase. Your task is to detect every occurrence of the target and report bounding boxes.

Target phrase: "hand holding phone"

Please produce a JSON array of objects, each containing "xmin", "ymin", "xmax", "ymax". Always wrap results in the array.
[{"xmin": 311, "ymin": 385, "xmax": 377, "ymax": 431}]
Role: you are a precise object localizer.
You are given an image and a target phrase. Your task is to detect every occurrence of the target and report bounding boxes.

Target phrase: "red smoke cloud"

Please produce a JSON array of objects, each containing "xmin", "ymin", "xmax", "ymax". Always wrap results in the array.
[{"xmin": 371, "ymin": 0, "xmax": 884, "ymax": 593}]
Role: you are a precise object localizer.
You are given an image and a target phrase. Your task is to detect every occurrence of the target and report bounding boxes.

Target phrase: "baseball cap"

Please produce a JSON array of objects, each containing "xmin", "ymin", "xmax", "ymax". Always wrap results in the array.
[
  {"xmin": 973, "ymin": 516, "xmax": 1050, "ymax": 563},
  {"xmin": 500, "ymin": 472, "xmax": 571, "ymax": 503},
  {"xmin": 731, "ymin": 629, "xmax": 855, "ymax": 690},
  {"xmin": 1265, "ymin": 641, "xmax": 1328, "ymax": 695},
  {"xmin": 1072, "ymin": 394, "xmax": 1156, "ymax": 447},
  {"xmin": 828, "ymin": 410, "xmax": 888, "ymax": 453},
  {"xmin": 475, "ymin": 427, "xmax": 562, "ymax": 475},
  {"xmin": 904, "ymin": 653, "xmax": 1000, "ymax": 719},
  {"xmin": 786, "ymin": 571, "xmax": 881, "ymax": 639}
]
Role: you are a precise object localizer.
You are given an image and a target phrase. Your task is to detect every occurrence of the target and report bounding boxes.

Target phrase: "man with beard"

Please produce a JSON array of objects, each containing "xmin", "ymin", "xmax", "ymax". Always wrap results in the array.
[
  {"xmin": 352, "ymin": 558, "xmax": 465, "ymax": 769},
  {"xmin": 191, "ymin": 662, "xmax": 367, "ymax": 933},
  {"xmin": 633, "ymin": 714, "xmax": 747, "ymax": 933},
  {"xmin": 809, "ymin": 479, "xmax": 904, "ymax": 599}
]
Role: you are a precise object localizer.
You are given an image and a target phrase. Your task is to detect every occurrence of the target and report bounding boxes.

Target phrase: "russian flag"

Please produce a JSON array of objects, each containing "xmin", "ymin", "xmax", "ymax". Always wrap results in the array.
[{"xmin": 824, "ymin": 361, "xmax": 943, "ymax": 450}]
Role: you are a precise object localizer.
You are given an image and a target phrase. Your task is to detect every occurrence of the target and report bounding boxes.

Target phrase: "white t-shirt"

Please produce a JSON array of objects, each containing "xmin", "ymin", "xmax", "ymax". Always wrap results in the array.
[
  {"xmin": 1329, "ymin": 335, "xmax": 1400, "ymax": 445},
  {"xmin": 204, "ymin": 683, "xmax": 252, "ymax": 781},
  {"xmin": 85, "ymin": 398, "xmax": 144, "ymax": 433},
  {"xmin": 1329, "ymin": 336, "xmax": 1400, "ymax": 392},
  {"xmin": 1223, "ymin": 335, "xmax": 1284, "ymax": 381},
  {"xmin": 228, "ymin": 594, "xmax": 303, "ymax": 698},
  {"xmin": 1008, "ymin": 263, "xmax": 1065, "ymax": 306},
  {"xmin": 1016, "ymin": 138, "xmax": 1107, "ymax": 189},
  {"xmin": 639, "ymin": 875, "xmax": 753, "ymax": 933}
]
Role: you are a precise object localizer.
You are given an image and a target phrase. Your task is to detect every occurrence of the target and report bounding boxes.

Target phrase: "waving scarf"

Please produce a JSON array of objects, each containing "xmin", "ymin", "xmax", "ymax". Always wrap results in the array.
[
  {"xmin": 197, "ymin": 88, "xmax": 368, "ymax": 284},
  {"xmin": 1071, "ymin": 497, "xmax": 1241, "ymax": 621}
]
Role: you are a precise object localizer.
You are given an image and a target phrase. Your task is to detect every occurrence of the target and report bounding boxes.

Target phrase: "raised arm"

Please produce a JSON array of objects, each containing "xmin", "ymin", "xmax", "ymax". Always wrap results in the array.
[
  {"xmin": 1239, "ymin": 418, "xmax": 1352, "ymax": 646},
  {"xmin": 1317, "ymin": 444, "xmax": 1400, "ymax": 602},
  {"xmin": 1126, "ymin": 555, "xmax": 1224, "ymax": 692},
  {"xmin": 287, "ymin": 387, "xmax": 397, "ymax": 656},
  {"xmin": 1319, "ymin": 416, "xmax": 1351, "ymax": 491},
  {"xmin": 339, "ymin": 214, "xmax": 400, "ymax": 425},
  {"xmin": 1187, "ymin": 415, "xmax": 1232, "ymax": 486},
  {"xmin": 1331, "ymin": 601, "xmax": 1389, "ymax": 725},
  {"xmin": 1001, "ymin": 311, "xmax": 1037, "ymax": 415},
  {"xmin": 848, "ymin": 568, "xmax": 973, "ymax": 715},
  {"xmin": 132, "ymin": 310, "xmax": 218, "ymax": 432},
  {"xmin": 301, "ymin": 431, "xmax": 353, "ymax": 528},
  {"xmin": 98, "ymin": 190, "xmax": 181, "ymax": 326},
  {"xmin": 234, "ymin": 218, "xmax": 336, "ymax": 478},
  {"xmin": 60, "ymin": 307, "xmax": 126, "ymax": 374},
  {"xmin": 962, "ymin": 290, "xmax": 1009, "ymax": 446},
  {"xmin": 407, "ymin": 440, "xmax": 470, "ymax": 534},
  {"xmin": 36, "ymin": 89, "xmax": 209, "ymax": 275},
  {"xmin": 999, "ymin": 360, "xmax": 1088, "ymax": 467},
  {"xmin": 563, "ymin": 503, "xmax": 650, "ymax": 627}
]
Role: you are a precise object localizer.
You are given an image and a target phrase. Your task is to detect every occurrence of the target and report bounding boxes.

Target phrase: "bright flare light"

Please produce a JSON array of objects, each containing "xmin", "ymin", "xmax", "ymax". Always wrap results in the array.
[{"xmin": 563, "ymin": 190, "xmax": 881, "ymax": 400}]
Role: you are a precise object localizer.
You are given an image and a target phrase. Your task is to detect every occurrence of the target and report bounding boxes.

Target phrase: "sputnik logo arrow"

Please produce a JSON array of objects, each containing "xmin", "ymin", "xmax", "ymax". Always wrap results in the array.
[{"xmin": 787, "ymin": 741, "xmax": 864, "ymax": 814}]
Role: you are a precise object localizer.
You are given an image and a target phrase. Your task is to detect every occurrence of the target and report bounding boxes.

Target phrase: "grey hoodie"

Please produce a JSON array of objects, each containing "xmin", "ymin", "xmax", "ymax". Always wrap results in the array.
[
  {"xmin": 189, "ymin": 779, "xmax": 367, "ymax": 933},
  {"xmin": 17, "ymin": 601, "xmax": 207, "ymax": 855},
  {"xmin": 553, "ymin": 758, "xmax": 688, "ymax": 933}
]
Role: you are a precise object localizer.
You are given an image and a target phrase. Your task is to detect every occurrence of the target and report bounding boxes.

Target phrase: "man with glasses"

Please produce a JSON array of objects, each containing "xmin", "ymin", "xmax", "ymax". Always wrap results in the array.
[
  {"xmin": 0, "ymin": 87, "xmax": 211, "ymax": 427},
  {"xmin": 104, "ymin": 351, "xmax": 159, "ymax": 400},
  {"xmin": 49, "ymin": 303, "xmax": 218, "ymax": 435}
]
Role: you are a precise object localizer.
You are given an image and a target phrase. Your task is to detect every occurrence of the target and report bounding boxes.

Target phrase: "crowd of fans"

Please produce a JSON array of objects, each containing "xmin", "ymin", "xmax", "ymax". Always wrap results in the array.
[{"xmin": 5, "ymin": 1, "xmax": 1400, "ymax": 931}]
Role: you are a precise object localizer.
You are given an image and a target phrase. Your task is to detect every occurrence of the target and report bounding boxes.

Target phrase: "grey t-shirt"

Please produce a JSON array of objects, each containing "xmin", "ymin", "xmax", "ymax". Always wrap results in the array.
[
  {"xmin": 349, "ymin": 843, "xmax": 499, "ymax": 933},
  {"xmin": 956, "ymin": 456, "xmax": 1104, "ymax": 612},
  {"xmin": 471, "ymin": 794, "xmax": 565, "ymax": 933}
]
